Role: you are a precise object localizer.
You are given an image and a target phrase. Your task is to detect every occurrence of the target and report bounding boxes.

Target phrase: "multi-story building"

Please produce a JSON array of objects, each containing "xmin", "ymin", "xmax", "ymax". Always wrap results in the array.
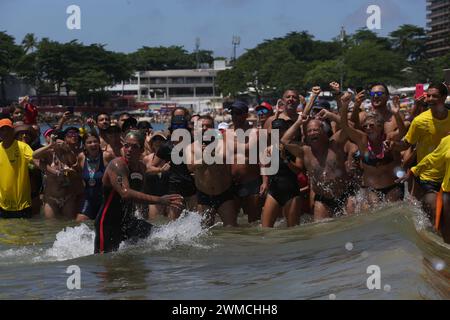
[
  {"xmin": 426, "ymin": 0, "xmax": 450, "ymax": 58},
  {"xmin": 106, "ymin": 60, "xmax": 229, "ymax": 113}
]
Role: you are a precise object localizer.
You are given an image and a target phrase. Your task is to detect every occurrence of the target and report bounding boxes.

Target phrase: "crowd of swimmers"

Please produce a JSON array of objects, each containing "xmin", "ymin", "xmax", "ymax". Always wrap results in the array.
[{"xmin": 0, "ymin": 82, "xmax": 449, "ymax": 253}]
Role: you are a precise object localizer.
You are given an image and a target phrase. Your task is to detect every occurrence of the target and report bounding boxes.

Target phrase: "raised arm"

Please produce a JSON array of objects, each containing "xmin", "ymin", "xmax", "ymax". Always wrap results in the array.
[
  {"xmin": 338, "ymin": 92, "xmax": 368, "ymax": 152},
  {"xmin": 350, "ymin": 91, "xmax": 366, "ymax": 130},
  {"xmin": 389, "ymin": 95, "xmax": 408, "ymax": 141},
  {"xmin": 303, "ymin": 86, "xmax": 321, "ymax": 116}
]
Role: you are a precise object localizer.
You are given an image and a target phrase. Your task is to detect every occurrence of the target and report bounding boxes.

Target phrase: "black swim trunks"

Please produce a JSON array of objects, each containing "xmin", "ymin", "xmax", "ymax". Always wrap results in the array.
[
  {"xmin": 197, "ymin": 187, "xmax": 235, "ymax": 210},
  {"xmin": 0, "ymin": 207, "xmax": 32, "ymax": 219},
  {"xmin": 415, "ymin": 176, "xmax": 441, "ymax": 194},
  {"xmin": 234, "ymin": 178, "xmax": 262, "ymax": 198}
]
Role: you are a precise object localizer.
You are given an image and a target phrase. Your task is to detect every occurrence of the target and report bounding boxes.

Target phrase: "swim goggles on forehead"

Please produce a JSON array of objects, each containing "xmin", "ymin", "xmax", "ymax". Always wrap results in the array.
[
  {"xmin": 257, "ymin": 108, "xmax": 269, "ymax": 115},
  {"xmin": 370, "ymin": 91, "xmax": 385, "ymax": 97}
]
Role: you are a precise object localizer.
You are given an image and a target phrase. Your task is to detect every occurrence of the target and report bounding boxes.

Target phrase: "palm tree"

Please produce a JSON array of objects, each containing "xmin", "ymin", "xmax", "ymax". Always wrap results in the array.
[{"xmin": 22, "ymin": 33, "xmax": 37, "ymax": 54}]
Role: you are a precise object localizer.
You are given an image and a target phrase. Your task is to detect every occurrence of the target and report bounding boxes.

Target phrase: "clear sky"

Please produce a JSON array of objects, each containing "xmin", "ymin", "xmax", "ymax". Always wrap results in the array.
[{"xmin": 0, "ymin": 0, "xmax": 426, "ymax": 58}]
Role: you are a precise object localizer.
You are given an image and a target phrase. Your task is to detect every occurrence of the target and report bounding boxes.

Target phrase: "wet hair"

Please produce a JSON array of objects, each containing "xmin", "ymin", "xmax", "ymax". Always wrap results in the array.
[
  {"xmin": 125, "ymin": 129, "xmax": 145, "ymax": 148},
  {"xmin": 428, "ymin": 83, "xmax": 448, "ymax": 98},
  {"xmin": 363, "ymin": 112, "xmax": 385, "ymax": 128},
  {"xmin": 369, "ymin": 83, "xmax": 390, "ymax": 96}
]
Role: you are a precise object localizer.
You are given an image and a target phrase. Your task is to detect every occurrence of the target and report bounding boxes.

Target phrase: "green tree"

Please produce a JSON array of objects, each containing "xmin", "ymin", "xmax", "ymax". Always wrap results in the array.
[
  {"xmin": 343, "ymin": 41, "xmax": 405, "ymax": 86},
  {"xmin": 389, "ymin": 25, "xmax": 426, "ymax": 62},
  {"xmin": 0, "ymin": 31, "xmax": 24, "ymax": 102},
  {"xmin": 21, "ymin": 33, "xmax": 38, "ymax": 54}
]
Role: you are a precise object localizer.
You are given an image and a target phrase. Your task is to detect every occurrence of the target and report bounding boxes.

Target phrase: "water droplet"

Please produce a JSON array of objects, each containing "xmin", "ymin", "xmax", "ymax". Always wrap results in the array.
[
  {"xmin": 395, "ymin": 168, "xmax": 405, "ymax": 178},
  {"xmin": 361, "ymin": 251, "xmax": 369, "ymax": 258},
  {"xmin": 383, "ymin": 284, "xmax": 391, "ymax": 292},
  {"xmin": 432, "ymin": 259, "xmax": 445, "ymax": 271},
  {"xmin": 329, "ymin": 294, "xmax": 336, "ymax": 300},
  {"xmin": 345, "ymin": 242, "xmax": 353, "ymax": 251}
]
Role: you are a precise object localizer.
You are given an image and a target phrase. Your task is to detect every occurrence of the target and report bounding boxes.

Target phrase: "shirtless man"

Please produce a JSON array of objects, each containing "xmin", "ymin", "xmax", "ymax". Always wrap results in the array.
[
  {"xmin": 281, "ymin": 116, "xmax": 352, "ymax": 221},
  {"xmin": 351, "ymin": 83, "xmax": 399, "ymax": 138},
  {"xmin": 187, "ymin": 115, "xmax": 238, "ymax": 227},
  {"xmin": 228, "ymin": 101, "xmax": 268, "ymax": 223}
]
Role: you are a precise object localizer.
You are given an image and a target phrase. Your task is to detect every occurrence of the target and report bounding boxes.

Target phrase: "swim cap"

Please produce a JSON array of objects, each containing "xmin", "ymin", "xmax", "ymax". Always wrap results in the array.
[{"xmin": 125, "ymin": 129, "xmax": 145, "ymax": 148}]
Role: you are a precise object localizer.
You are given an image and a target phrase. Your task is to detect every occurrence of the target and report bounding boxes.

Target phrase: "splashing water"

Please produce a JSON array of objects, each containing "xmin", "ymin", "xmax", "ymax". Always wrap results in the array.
[
  {"xmin": 38, "ymin": 224, "xmax": 95, "ymax": 262},
  {"xmin": 137, "ymin": 211, "xmax": 213, "ymax": 251}
]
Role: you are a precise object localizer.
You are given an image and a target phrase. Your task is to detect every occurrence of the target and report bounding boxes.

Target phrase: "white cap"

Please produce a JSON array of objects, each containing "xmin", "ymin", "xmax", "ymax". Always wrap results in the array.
[{"xmin": 218, "ymin": 122, "xmax": 229, "ymax": 130}]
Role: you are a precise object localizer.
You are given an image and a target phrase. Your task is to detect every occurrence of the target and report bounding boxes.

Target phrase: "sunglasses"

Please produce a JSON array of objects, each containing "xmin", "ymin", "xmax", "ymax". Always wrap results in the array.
[
  {"xmin": 257, "ymin": 108, "xmax": 269, "ymax": 115},
  {"xmin": 370, "ymin": 91, "xmax": 385, "ymax": 97}
]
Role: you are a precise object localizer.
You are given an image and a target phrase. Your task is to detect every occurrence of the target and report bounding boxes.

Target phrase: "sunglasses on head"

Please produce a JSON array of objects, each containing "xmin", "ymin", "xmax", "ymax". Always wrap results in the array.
[
  {"xmin": 370, "ymin": 91, "xmax": 385, "ymax": 97},
  {"xmin": 257, "ymin": 108, "xmax": 269, "ymax": 115}
]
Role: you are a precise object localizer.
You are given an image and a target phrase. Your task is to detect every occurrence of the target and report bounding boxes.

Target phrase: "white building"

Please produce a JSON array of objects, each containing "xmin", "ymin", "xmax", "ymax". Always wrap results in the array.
[{"xmin": 106, "ymin": 60, "xmax": 229, "ymax": 113}]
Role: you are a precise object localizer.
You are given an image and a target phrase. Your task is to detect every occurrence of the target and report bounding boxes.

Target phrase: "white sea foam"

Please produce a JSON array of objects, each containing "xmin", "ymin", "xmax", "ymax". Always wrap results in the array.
[
  {"xmin": 36, "ymin": 224, "xmax": 95, "ymax": 262},
  {"xmin": 136, "ymin": 211, "xmax": 213, "ymax": 251}
]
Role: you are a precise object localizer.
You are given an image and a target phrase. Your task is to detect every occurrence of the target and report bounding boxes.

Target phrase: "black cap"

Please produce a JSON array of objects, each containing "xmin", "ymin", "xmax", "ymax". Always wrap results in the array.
[
  {"xmin": 228, "ymin": 100, "xmax": 248, "ymax": 113},
  {"xmin": 122, "ymin": 117, "xmax": 138, "ymax": 133}
]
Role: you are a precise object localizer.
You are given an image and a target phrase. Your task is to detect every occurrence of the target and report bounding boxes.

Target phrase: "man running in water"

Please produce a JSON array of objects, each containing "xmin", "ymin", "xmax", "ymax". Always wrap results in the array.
[{"xmin": 95, "ymin": 130, "xmax": 183, "ymax": 254}]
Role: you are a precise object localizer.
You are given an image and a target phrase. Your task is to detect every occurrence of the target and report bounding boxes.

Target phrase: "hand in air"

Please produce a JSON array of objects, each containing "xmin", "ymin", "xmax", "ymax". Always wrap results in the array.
[
  {"xmin": 391, "ymin": 96, "xmax": 401, "ymax": 114},
  {"xmin": 354, "ymin": 91, "xmax": 366, "ymax": 107}
]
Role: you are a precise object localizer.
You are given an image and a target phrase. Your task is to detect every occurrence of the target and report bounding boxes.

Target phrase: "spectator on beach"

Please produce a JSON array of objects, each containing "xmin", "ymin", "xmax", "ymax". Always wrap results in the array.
[
  {"xmin": 32, "ymin": 128, "xmax": 83, "ymax": 219},
  {"xmin": 151, "ymin": 108, "xmax": 197, "ymax": 220},
  {"xmin": 18, "ymin": 96, "xmax": 38, "ymax": 125},
  {"xmin": 187, "ymin": 115, "xmax": 238, "ymax": 226},
  {"xmin": 76, "ymin": 130, "xmax": 114, "ymax": 222},
  {"xmin": 228, "ymin": 101, "xmax": 267, "ymax": 223},
  {"xmin": 395, "ymin": 83, "xmax": 450, "ymax": 221},
  {"xmin": 406, "ymin": 135, "xmax": 450, "ymax": 243},
  {"xmin": 14, "ymin": 123, "xmax": 43, "ymax": 216},
  {"xmin": 143, "ymin": 131, "xmax": 170, "ymax": 221},
  {"xmin": 0, "ymin": 119, "xmax": 34, "ymax": 218},
  {"xmin": 255, "ymin": 102, "xmax": 273, "ymax": 128}
]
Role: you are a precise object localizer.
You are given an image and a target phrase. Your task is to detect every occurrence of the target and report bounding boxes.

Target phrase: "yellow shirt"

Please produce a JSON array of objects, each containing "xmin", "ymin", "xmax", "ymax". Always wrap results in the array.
[
  {"xmin": 0, "ymin": 140, "xmax": 33, "ymax": 211},
  {"xmin": 411, "ymin": 135, "xmax": 450, "ymax": 186},
  {"xmin": 404, "ymin": 109, "xmax": 450, "ymax": 163}
]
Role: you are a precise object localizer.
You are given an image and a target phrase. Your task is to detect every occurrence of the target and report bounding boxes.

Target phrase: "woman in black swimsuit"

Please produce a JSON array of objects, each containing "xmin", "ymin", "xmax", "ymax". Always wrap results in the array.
[{"xmin": 261, "ymin": 119, "xmax": 302, "ymax": 228}]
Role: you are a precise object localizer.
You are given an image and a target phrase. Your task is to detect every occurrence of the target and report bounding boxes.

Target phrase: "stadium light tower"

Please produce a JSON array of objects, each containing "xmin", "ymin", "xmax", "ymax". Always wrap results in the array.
[
  {"xmin": 232, "ymin": 35, "xmax": 240, "ymax": 63},
  {"xmin": 195, "ymin": 37, "xmax": 200, "ymax": 69}
]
